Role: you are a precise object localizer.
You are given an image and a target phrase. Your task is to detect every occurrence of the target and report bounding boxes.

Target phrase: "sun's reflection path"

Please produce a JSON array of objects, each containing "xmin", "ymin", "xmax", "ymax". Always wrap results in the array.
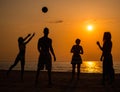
[{"xmin": 81, "ymin": 61, "xmax": 102, "ymax": 73}]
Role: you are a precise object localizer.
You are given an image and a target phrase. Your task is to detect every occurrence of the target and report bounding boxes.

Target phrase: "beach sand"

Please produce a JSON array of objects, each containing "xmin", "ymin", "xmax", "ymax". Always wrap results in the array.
[{"xmin": 0, "ymin": 70, "xmax": 120, "ymax": 92}]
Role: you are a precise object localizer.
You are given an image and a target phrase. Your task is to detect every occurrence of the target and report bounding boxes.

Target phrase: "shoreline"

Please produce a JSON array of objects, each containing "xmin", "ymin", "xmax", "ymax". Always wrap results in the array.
[
  {"xmin": 1, "ymin": 60, "xmax": 120, "ymax": 73},
  {"xmin": 0, "ymin": 70, "xmax": 120, "ymax": 92}
]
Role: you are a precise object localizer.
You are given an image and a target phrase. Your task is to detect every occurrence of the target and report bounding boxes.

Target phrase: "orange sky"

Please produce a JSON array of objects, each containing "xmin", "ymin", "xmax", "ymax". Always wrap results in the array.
[{"xmin": 0, "ymin": 0, "xmax": 120, "ymax": 62}]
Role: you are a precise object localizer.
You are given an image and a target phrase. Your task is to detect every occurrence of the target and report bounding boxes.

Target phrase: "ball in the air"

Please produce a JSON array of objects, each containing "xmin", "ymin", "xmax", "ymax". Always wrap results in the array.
[{"xmin": 42, "ymin": 7, "xmax": 48, "ymax": 13}]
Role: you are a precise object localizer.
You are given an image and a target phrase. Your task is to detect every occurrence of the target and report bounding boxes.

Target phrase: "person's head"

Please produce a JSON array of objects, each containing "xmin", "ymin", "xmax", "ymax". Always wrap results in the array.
[
  {"xmin": 75, "ymin": 39, "xmax": 81, "ymax": 45},
  {"xmin": 103, "ymin": 32, "xmax": 111, "ymax": 42},
  {"xmin": 18, "ymin": 37, "xmax": 24, "ymax": 43},
  {"xmin": 43, "ymin": 27, "xmax": 49, "ymax": 36}
]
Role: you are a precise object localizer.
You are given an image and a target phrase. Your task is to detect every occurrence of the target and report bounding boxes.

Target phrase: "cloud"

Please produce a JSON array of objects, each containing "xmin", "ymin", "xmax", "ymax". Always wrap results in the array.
[{"xmin": 49, "ymin": 20, "xmax": 63, "ymax": 23}]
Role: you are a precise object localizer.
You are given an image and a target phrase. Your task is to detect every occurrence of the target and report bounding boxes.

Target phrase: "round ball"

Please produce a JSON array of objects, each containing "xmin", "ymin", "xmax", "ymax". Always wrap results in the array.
[{"xmin": 42, "ymin": 7, "xmax": 48, "ymax": 13}]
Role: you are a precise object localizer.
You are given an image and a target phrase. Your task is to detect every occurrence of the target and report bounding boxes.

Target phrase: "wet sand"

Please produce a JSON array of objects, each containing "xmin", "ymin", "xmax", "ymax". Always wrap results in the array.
[{"xmin": 0, "ymin": 70, "xmax": 120, "ymax": 92}]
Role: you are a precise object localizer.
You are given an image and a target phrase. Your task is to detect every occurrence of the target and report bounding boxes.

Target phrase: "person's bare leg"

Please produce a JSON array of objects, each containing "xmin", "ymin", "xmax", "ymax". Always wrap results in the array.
[
  {"xmin": 48, "ymin": 69, "xmax": 52, "ymax": 85},
  {"xmin": 7, "ymin": 55, "xmax": 19, "ymax": 76},
  {"xmin": 77, "ymin": 64, "xmax": 80, "ymax": 80},
  {"xmin": 72, "ymin": 64, "xmax": 75, "ymax": 80},
  {"xmin": 35, "ymin": 67, "xmax": 40, "ymax": 85}
]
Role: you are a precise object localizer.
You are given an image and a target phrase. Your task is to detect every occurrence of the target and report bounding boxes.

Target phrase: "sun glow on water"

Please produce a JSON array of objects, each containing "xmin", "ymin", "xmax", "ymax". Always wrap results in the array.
[
  {"xmin": 81, "ymin": 61, "xmax": 102, "ymax": 73},
  {"xmin": 87, "ymin": 61, "xmax": 95, "ymax": 67}
]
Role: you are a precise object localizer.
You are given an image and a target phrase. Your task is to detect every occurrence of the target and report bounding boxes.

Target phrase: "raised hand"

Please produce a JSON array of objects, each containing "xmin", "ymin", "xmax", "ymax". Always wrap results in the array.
[
  {"xmin": 33, "ymin": 33, "xmax": 35, "ymax": 36},
  {"xmin": 96, "ymin": 41, "xmax": 100, "ymax": 45},
  {"xmin": 28, "ymin": 34, "xmax": 31, "ymax": 37}
]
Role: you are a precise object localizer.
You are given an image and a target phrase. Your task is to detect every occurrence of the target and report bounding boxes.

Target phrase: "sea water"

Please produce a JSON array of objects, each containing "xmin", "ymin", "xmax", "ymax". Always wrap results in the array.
[{"xmin": 0, "ymin": 61, "xmax": 120, "ymax": 73}]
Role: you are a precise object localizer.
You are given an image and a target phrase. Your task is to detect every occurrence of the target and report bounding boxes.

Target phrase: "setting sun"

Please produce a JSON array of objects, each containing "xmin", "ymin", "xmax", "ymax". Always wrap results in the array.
[{"xmin": 87, "ymin": 25, "xmax": 93, "ymax": 31}]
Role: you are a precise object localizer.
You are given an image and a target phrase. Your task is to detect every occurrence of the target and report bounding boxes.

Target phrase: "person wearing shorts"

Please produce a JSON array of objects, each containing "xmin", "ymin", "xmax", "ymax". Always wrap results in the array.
[{"xmin": 35, "ymin": 27, "xmax": 56, "ymax": 85}]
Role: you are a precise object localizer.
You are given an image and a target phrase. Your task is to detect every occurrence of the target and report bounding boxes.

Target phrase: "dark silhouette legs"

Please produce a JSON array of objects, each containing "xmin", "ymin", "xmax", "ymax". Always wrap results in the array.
[
  {"xmin": 72, "ymin": 64, "xmax": 80, "ymax": 80},
  {"xmin": 102, "ymin": 68, "xmax": 115, "ymax": 85},
  {"xmin": 7, "ymin": 55, "xmax": 25, "ymax": 81},
  {"xmin": 21, "ymin": 60, "xmax": 25, "ymax": 81},
  {"xmin": 110, "ymin": 68, "xmax": 115, "ymax": 83},
  {"xmin": 35, "ymin": 68, "xmax": 52, "ymax": 85},
  {"xmin": 35, "ymin": 67, "xmax": 40, "ymax": 85},
  {"xmin": 7, "ymin": 56, "xmax": 19, "ymax": 76},
  {"xmin": 102, "ymin": 72, "xmax": 105, "ymax": 85},
  {"xmin": 72, "ymin": 64, "xmax": 75, "ymax": 79},
  {"xmin": 77, "ymin": 64, "xmax": 80, "ymax": 80},
  {"xmin": 48, "ymin": 69, "xmax": 52, "ymax": 85}
]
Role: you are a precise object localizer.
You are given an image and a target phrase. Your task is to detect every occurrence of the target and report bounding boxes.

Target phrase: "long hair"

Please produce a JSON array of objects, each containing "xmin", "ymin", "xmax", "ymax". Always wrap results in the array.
[{"xmin": 103, "ymin": 32, "xmax": 111, "ymax": 42}]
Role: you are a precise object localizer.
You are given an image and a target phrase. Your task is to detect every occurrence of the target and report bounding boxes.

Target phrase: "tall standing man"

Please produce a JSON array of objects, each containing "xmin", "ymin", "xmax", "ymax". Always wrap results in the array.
[{"xmin": 35, "ymin": 27, "xmax": 56, "ymax": 85}]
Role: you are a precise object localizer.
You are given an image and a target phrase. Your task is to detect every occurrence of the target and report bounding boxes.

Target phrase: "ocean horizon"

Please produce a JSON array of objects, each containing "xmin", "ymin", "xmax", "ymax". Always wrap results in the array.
[{"xmin": 0, "ymin": 60, "xmax": 120, "ymax": 73}]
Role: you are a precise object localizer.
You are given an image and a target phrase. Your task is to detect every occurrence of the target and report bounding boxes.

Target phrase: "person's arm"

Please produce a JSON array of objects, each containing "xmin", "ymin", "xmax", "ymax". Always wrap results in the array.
[
  {"xmin": 50, "ymin": 40, "xmax": 56, "ymax": 61},
  {"xmin": 37, "ymin": 39, "xmax": 41, "ymax": 53},
  {"xmin": 80, "ymin": 46, "xmax": 83, "ymax": 54},
  {"xmin": 100, "ymin": 53, "xmax": 104, "ymax": 61},
  {"xmin": 70, "ymin": 46, "xmax": 74, "ymax": 53},
  {"xmin": 96, "ymin": 41, "xmax": 103, "ymax": 51},
  {"xmin": 97, "ymin": 41, "xmax": 104, "ymax": 61},
  {"xmin": 23, "ymin": 34, "xmax": 31, "ymax": 41},
  {"xmin": 24, "ymin": 33, "xmax": 35, "ymax": 44}
]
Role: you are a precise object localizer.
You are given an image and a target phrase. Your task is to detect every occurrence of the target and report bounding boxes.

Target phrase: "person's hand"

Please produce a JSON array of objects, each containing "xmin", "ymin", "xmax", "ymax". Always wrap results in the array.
[
  {"xmin": 100, "ymin": 56, "xmax": 103, "ymax": 61},
  {"xmin": 32, "ymin": 33, "xmax": 35, "ymax": 36},
  {"xmin": 54, "ymin": 56, "xmax": 56, "ymax": 62},
  {"xmin": 96, "ymin": 41, "xmax": 100, "ymax": 45},
  {"xmin": 28, "ymin": 34, "xmax": 31, "ymax": 37}
]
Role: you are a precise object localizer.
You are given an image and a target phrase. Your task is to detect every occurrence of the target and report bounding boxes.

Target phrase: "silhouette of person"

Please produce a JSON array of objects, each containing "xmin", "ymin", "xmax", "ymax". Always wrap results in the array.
[
  {"xmin": 97, "ymin": 32, "xmax": 114, "ymax": 85},
  {"xmin": 70, "ymin": 38, "xmax": 83, "ymax": 80},
  {"xmin": 35, "ymin": 27, "xmax": 56, "ymax": 85},
  {"xmin": 7, "ymin": 33, "xmax": 35, "ymax": 80}
]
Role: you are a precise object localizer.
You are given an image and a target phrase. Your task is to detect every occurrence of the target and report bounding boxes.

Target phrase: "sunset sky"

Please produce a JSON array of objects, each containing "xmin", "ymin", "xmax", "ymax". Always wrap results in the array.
[{"xmin": 0, "ymin": 0, "xmax": 120, "ymax": 62}]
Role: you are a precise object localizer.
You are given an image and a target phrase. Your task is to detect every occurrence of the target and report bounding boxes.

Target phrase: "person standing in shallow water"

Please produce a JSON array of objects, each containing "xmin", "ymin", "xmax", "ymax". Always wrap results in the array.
[
  {"xmin": 35, "ymin": 27, "xmax": 56, "ymax": 85},
  {"xmin": 70, "ymin": 39, "xmax": 83, "ymax": 80},
  {"xmin": 97, "ymin": 32, "xmax": 115, "ymax": 85},
  {"xmin": 7, "ymin": 33, "xmax": 35, "ymax": 80}
]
